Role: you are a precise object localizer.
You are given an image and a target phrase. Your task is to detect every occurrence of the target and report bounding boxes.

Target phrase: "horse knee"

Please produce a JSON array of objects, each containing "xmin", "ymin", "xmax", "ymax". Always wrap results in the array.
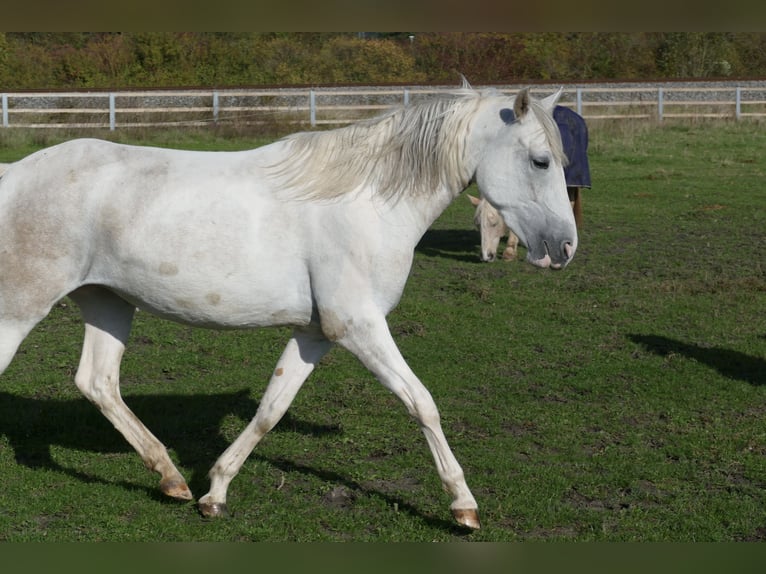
[
  {"xmin": 402, "ymin": 387, "xmax": 441, "ymax": 428},
  {"xmin": 74, "ymin": 368, "xmax": 120, "ymax": 408},
  {"xmin": 73, "ymin": 367, "xmax": 93, "ymax": 394},
  {"xmin": 74, "ymin": 342, "xmax": 124, "ymax": 403}
]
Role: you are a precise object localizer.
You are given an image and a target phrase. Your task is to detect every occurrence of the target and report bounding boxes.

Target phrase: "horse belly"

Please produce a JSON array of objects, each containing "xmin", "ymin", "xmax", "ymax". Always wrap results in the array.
[
  {"xmin": 107, "ymin": 260, "xmax": 314, "ymax": 329},
  {"xmin": 91, "ymin": 194, "xmax": 314, "ymax": 329}
]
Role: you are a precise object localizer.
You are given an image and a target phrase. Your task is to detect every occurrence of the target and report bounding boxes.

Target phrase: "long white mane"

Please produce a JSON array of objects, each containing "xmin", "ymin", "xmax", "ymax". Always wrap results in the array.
[
  {"xmin": 531, "ymin": 97, "xmax": 567, "ymax": 168},
  {"xmin": 270, "ymin": 88, "xmax": 482, "ymax": 202},
  {"xmin": 268, "ymin": 86, "xmax": 565, "ymax": 203}
]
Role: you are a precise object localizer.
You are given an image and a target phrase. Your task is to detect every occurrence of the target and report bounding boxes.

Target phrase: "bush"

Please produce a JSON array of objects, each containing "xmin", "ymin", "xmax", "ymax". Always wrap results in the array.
[{"xmin": 3, "ymin": 33, "xmax": 766, "ymax": 90}]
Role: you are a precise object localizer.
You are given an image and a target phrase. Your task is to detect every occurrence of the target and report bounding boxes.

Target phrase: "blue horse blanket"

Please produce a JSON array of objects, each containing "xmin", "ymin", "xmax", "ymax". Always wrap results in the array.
[{"xmin": 554, "ymin": 106, "xmax": 591, "ymax": 189}]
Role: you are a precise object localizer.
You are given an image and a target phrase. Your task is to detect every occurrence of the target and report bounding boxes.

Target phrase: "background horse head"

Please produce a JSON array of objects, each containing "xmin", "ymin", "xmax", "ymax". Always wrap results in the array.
[{"xmin": 468, "ymin": 193, "xmax": 519, "ymax": 262}]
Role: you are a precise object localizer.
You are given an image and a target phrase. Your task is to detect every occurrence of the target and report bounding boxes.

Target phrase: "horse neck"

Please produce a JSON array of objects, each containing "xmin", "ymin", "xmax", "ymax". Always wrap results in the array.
[
  {"xmin": 393, "ymin": 144, "xmax": 480, "ymax": 242},
  {"xmin": 390, "ymin": 180, "xmax": 468, "ymax": 244}
]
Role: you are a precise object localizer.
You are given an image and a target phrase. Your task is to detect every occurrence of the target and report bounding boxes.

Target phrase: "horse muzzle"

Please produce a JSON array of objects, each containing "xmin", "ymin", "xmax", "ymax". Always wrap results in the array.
[{"xmin": 529, "ymin": 239, "xmax": 575, "ymax": 269}]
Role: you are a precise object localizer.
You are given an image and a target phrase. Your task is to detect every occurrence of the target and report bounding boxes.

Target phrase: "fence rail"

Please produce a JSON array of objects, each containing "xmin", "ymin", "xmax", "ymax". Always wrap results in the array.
[{"xmin": 2, "ymin": 83, "xmax": 766, "ymax": 130}]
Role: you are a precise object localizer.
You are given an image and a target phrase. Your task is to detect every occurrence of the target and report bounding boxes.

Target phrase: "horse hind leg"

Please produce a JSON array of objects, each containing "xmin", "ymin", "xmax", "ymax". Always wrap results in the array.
[{"xmin": 68, "ymin": 286, "xmax": 192, "ymax": 501}]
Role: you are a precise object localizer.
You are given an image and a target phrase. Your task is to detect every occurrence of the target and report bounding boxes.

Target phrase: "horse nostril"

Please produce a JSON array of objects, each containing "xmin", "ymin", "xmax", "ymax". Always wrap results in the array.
[{"xmin": 563, "ymin": 241, "xmax": 574, "ymax": 259}]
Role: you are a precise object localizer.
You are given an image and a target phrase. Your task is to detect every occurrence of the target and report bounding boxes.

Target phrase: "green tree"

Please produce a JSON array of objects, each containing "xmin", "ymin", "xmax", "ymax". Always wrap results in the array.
[
  {"xmin": 0, "ymin": 33, "xmax": 9, "ymax": 87},
  {"xmin": 2, "ymin": 32, "xmax": 766, "ymax": 90},
  {"xmin": 564, "ymin": 33, "xmax": 659, "ymax": 80},
  {"xmin": 727, "ymin": 33, "xmax": 766, "ymax": 77},
  {"xmin": 3, "ymin": 35, "xmax": 57, "ymax": 88},
  {"xmin": 317, "ymin": 36, "xmax": 422, "ymax": 84},
  {"xmin": 655, "ymin": 33, "xmax": 738, "ymax": 78}
]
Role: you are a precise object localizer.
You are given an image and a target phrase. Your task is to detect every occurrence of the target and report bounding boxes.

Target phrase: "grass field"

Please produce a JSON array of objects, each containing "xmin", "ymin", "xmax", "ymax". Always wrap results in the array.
[{"xmin": 0, "ymin": 119, "xmax": 764, "ymax": 541}]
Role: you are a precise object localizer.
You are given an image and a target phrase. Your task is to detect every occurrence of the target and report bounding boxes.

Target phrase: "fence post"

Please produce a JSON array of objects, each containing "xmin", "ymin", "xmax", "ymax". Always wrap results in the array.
[
  {"xmin": 657, "ymin": 87, "xmax": 664, "ymax": 122},
  {"xmin": 213, "ymin": 90, "xmax": 219, "ymax": 124},
  {"xmin": 404, "ymin": 88, "xmax": 410, "ymax": 106},
  {"xmin": 109, "ymin": 93, "xmax": 116, "ymax": 131},
  {"xmin": 309, "ymin": 90, "xmax": 316, "ymax": 127},
  {"xmin": 576, "ymin": 87, "xmax": 582, "ymax": 116},
  {"xmin": 735, "ymin": 87, "xmax": 741, "ymax": 120},
  {"xmin": 1, "ymin": 94, "xmax": 8, "ymax": 128}
]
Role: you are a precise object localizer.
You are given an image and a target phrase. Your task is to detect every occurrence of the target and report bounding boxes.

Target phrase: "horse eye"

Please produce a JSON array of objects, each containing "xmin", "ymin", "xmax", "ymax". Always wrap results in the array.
[{"xmin": 532, "ymin": 157, "xmax": 549, "ymax": 170}]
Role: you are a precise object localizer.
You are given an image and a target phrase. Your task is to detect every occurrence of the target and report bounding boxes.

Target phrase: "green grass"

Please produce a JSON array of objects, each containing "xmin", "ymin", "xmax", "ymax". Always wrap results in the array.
[{"xmin": 0, "ymin": 120, "xmax": 764, "ymax": 541}]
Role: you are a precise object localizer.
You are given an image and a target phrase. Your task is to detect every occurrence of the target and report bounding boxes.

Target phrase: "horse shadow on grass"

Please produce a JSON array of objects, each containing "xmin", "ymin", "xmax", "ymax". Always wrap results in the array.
[
  {"xmin": 0, "ymin": 389, "xmax": 291, "ymax": 497},
  {"xmin": 0, "ymin": 389, "xmax": 459, "ymax": 532},
  {"xmin": 629, "ymin": 334, "xmax": 766, "ymax": 386},
  {"xmin": 415, "ymin": 228, "xmax": 482, "ymax": 263}
]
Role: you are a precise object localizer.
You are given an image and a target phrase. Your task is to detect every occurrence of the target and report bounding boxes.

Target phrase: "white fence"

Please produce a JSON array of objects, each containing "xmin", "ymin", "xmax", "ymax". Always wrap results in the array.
[{"xmin": 2, "ymin": 82, "xmax": 766, "ymax": 130}]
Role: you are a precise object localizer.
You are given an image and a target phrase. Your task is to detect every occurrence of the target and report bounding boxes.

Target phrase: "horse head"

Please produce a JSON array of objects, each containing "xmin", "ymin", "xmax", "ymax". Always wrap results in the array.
[{"xmin": 472, "ymin": 88, "xmax": 577, "ymax": 269}]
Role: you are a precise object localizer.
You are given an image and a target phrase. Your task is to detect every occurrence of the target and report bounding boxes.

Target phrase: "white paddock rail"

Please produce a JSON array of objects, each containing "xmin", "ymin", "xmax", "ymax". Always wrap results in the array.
[{"xmin": 2, "ymin": 83, "xmax": 766, "ymax": 130}]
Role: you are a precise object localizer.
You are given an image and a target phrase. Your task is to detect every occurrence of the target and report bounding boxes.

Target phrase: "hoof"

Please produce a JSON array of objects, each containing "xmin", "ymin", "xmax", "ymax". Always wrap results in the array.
[
  {"xmin": 160, "ymin": 477, "xmax": 193, "ymax": 501},
  {"xmin": 452, "ymin": 508, "xmax": 481, "ymax": 530},
  {"xmin": 198, "ymin": 500, "xmax": 230, "ymax": 518}
]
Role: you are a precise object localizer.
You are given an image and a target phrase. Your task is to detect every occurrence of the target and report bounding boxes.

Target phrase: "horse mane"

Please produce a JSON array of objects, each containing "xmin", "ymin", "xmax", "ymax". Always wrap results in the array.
[
  {"xmin": 268, "ymin": 86, "xmax": 564, "ymax": 202},
  {"xmin": 530, "ymin": 98, "xmax": 568, "ymax": 169}
]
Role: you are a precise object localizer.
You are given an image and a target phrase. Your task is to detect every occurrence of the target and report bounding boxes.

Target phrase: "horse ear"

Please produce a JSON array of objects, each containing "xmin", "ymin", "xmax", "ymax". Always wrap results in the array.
[
  {"xmin": 541, "ymin": 87, "xmax": 564, "ymax": 111},
  {"xmin": 467, "ymin": 194, "xmax": 480, "ymax": 206},
  {"xmin": 513, "ymin": 88, "xmax": 530, "ymax": 119},
  {"xmin": 499, "ymin": 108, "xmax": 516, "ymax": 124}
]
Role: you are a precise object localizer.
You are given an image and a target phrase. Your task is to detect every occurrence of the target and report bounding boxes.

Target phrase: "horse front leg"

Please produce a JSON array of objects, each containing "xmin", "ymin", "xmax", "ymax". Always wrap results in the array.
[
  {"xmin": 502, "ymin": 231, "xmax": 520, "ymax": 261},
  {"xmin": 335, "ymin": 314, "xmax": 480, "ymax": 530},
  {"xmin": 69, "ymin": 286, "xmax": 192, "ymax": 501},
  {"xmin": 199, "ymin": 327, "xmax": 333, "ymax": 517}
]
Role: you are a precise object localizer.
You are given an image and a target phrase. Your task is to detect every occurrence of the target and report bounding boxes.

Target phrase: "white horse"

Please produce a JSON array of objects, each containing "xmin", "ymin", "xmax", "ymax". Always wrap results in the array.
[{"xmin": 0, "ymin": 85, "xmax": 576, "ymax": 529}]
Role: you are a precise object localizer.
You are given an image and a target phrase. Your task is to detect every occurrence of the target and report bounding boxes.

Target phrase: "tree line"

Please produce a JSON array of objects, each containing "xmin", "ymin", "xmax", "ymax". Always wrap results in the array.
[{"xmin": 1, "ymin": 32, "xmax": 765, "ymax": 90}]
